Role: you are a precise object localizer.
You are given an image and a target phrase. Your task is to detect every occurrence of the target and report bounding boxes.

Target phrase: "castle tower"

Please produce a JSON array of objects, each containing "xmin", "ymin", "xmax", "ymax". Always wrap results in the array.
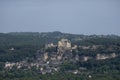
[
  {"xmin": 58, "ymin": 39, "xmax": 72, "ymax": 53},
  {"xmin": 58, "ymin": 39, "xmax": 71, "ymax": 49}
]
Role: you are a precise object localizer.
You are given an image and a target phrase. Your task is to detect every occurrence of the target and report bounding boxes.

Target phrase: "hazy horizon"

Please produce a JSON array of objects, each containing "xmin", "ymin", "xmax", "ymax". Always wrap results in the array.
[{"xmin": 0, "ymin": 0, "xmax": 120, "ymax": 35}]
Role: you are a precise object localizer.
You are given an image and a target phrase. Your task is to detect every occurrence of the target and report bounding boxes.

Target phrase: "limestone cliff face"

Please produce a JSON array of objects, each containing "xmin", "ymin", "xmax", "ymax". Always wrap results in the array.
[
  {"xmin": 96, "ymin": 53, "xmax": 116, "ymax": 60},
  {"xmin": 37, "ymin": 38, "xmax": 118, "ymax": 64}
]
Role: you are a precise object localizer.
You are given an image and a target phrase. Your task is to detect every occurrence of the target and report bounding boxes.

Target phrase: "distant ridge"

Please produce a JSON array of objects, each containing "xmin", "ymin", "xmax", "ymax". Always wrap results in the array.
[{"xmin": 0, "ymin": 31, "xmax": 119, "ymax": 37}]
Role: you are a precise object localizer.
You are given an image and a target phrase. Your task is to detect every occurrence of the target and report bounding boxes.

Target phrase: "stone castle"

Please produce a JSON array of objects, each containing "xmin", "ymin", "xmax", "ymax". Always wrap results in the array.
[{"xmin": 40, "ymin": 39, "xmax": 72, "ymax": 63}]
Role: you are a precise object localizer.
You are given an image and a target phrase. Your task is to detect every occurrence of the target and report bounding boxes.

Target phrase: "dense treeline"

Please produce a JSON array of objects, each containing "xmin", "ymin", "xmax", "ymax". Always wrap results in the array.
[
  {"xmin": 0, "ymin": 69, "xmax": 120, "ymax": 80},
  {"xmin": 0, "ymin": 45, "xmax": 39, "ymax": 62}
]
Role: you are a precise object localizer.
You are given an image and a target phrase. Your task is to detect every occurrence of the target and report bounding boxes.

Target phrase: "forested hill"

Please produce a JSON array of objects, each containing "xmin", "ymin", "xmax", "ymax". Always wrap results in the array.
[
  {"xmin": 0, "ymin": 31, "xmax": 120, "ymax": 62},
  {"xmin": 0, "ymin": 31, "xmax": 120, "ymax": 46},
  {"xmin": 0, "ymin": 32, "xmax": 120, "ymax": 80}
]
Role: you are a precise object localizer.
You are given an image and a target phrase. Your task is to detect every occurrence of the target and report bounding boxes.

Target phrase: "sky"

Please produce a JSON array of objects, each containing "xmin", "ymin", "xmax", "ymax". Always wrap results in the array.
[{"xmin": 0, "ymin": 0, "xmax": 120, "ymax": 35}]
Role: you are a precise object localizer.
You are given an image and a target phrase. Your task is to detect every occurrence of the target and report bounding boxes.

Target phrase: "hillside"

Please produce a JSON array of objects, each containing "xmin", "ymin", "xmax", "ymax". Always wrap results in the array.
[{"xmin": 0, "ymin": 31, "xmax": 120, "ymax": 80}]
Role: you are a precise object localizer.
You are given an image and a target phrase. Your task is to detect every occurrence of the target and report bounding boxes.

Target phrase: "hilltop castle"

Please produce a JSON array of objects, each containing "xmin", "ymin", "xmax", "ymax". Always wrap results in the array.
[{"xmin": 36, "ymin": 39, "xmax": 72, "ymax": 63}]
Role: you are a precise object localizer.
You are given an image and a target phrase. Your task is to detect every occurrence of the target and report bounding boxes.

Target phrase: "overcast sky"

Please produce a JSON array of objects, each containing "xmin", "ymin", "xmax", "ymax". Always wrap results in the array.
[{"xmin": 0, "ymin": 0, "xmax": 120, "ymax": 35}]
